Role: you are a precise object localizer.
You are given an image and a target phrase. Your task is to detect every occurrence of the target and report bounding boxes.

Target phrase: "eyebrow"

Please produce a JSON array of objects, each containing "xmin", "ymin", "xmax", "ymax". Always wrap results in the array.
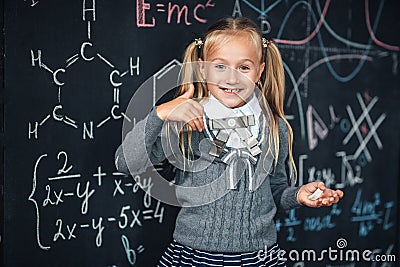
[{"xmin": 210, "ymin": 58, "xmax": 256, "ymax": 65}]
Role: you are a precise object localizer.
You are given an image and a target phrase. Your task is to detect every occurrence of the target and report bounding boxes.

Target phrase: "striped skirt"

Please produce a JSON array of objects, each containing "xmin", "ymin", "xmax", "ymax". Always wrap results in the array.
[{"xmin": 157, "ymin": 240, "xmax": 286, "ymax": 267}]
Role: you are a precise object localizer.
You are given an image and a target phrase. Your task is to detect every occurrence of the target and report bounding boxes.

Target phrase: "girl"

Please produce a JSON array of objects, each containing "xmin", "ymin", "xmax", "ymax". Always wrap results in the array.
[{"xmin": 115, "ymin": 17, "xmax": 343, "ymax": 266}]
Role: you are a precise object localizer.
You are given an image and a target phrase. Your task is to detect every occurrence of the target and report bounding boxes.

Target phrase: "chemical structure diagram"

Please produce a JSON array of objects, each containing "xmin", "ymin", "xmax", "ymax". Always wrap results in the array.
[{"xmin": 28, "ymin": 0, "xmax": 139, "ymax": 140}]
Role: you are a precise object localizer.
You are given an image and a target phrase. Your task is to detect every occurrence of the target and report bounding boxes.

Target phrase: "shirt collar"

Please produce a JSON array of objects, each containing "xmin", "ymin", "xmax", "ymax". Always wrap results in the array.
[{"xmin": 204, "ymin": 93, "xmax": 261, "ymax": 119}]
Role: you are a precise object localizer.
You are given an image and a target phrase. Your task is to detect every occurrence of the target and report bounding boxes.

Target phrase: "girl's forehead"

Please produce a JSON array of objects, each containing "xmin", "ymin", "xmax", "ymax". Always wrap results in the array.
[
  {"xmin": 209, "ymin": 31, "xmax": 256, "ymax": 45},
  {"xmin": 205, "ymin": 34, "xmax": 261, "ymax": 61}
]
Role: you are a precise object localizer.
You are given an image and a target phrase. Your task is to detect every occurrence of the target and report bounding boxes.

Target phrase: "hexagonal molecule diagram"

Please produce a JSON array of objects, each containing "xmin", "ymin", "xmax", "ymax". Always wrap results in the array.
[{"xmin": 28, "ymin": 0, "xmax": 139, "ymax": 140}]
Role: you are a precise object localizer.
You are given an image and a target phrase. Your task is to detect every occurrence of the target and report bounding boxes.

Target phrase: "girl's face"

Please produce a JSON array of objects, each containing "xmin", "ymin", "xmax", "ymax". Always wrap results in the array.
[{"xmin": 202, "ymin": 34, "xmax": 265, "ymax": 108}]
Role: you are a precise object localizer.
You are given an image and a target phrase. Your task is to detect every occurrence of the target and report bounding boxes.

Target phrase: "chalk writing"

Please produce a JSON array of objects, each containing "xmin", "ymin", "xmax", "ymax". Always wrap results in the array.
[
  {"xmin": 29, "ymin": 151, "xmax": 165, "ymax": 252},
  {"xmin": 297, "ymin": 152, "xmax": 363, "ymax": 189},
  {"xmin": 28, "ymin": 0, "xmax": 136, "ymax": 140},
  {"xmin": 341, "ymin": 93, "xmax": 386, "ymax": 165},
  {"xmin": 136, "ymin": 0, "xmax": 216, "ymax": 27},
  {"xmin": 351, "ymin": 189, "xmax": 394, "ymax": 237},
  {"xmin": 306, "ymin": 105, "xmax": 340, "ymax": 150},
  {"xmin": 231, "ymin": 0, "xmax": 273, "ymax": 33},
  {"xmin": 24, "ymin": 0, "xmax": 39, "ymax": 7},
  {"xmin": 303, "ymin": 204, "xmax": 342, "ymax": 231},
  {"xmin": 121, "ymin": 235, "xmax": 145, "ymax": 266},
  {"xmin": 276, "ymin": 209, "xmax": 302, "ymax": 242}
]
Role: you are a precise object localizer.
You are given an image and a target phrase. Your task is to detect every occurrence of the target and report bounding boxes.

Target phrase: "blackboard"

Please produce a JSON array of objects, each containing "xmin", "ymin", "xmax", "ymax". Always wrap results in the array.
[{"xmin": 3, "ymin": 0, "xmax": 400, "ymax": 266}]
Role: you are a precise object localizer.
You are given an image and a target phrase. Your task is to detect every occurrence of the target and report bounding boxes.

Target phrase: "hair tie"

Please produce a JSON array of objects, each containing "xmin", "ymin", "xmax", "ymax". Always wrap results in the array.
[
  {"xmin": 194, "ymin": 38, "xmax": 203, "ymax": 58},
  {"xmin": 194, "ymin": 38, "xmax": 203, "ymax": 48},
  {"xmin": 262, "ymin": 38, "xmax": 273, "ymax": 48}
]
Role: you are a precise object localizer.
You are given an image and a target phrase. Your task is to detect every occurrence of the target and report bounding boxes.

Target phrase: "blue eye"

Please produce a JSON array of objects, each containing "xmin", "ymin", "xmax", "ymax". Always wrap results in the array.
[
  {"xmin": 214, "ymin": 64, "xmax": 226, "ymax": 70},
  {"xmin": 240, "ymin": 65, "xmax": 250, "ymax": 71}
]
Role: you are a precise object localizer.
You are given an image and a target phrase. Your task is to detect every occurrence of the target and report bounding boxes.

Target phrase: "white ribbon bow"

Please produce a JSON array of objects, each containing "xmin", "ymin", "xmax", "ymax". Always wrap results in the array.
[{"xmin": 221, "ymin": 149, "xmax": 258, "ymax": 191}]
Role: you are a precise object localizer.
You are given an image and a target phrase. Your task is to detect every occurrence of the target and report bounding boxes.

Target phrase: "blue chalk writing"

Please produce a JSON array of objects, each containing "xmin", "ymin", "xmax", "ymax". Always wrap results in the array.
[
  {"xmin": 351, "ymin": 189, "xmax": 394, "ymax": 236},
  {"xmin": 121, "ymin": 235, "xmax": 136, "ymax": 266},
  {"xmin": 303, "ymin": 205, "xmax": 341, "ymax": 231}
]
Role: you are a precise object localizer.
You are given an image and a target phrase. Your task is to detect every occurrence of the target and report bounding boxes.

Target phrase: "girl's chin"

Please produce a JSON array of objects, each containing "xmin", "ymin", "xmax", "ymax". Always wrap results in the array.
[
  {"xmin": 216, "ymin": 93, "xmax": 250, "ymax": 108},
  {"xmin": 219, "ymin": 98, "xmax": 246, "ymax": 108}
]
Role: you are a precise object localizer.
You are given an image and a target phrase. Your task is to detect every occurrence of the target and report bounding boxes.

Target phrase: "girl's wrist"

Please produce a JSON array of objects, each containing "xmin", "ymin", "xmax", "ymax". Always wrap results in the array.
[
  {"xmin": 296, "ymin": 186, "xmax": 304, "ymax": 205},
  {"xmin": 155, "ymin": 105, "xmax": 166, "ymax": 121}
]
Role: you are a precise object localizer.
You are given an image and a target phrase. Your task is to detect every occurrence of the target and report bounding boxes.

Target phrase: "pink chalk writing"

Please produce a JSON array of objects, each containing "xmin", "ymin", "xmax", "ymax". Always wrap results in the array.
[{"xmin": 136, "ymin": 0, "xmax": 215, "ymax": 28}]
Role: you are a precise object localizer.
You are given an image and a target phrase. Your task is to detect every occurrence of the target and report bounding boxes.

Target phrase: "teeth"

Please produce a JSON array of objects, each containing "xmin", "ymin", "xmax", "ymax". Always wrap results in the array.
[{"xmin": 224, "ymin": 88, "xmax": 240, "ymax": 93}]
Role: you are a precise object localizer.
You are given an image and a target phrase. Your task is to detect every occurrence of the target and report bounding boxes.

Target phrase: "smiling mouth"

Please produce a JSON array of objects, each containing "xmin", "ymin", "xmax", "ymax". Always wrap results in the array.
[{"xmin": 221, "ymin": 87, "xmax": 242, "ymax": 94}]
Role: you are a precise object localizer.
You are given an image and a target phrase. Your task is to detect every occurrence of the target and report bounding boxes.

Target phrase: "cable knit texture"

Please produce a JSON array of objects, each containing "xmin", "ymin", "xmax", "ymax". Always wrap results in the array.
[{"xmin": 115, "ymin": 108, "xmax": 301, "ymax": 253}]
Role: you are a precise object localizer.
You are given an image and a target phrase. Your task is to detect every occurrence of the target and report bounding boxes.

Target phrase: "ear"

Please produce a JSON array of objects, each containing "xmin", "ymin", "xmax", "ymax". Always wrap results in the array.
[
  {"xmin": 198, "ymin": 58, "xmax": 206, "ymax": 80},
  {"xmin": 257, "ymin": 62, "xmax": 265, "ymax": 81}
]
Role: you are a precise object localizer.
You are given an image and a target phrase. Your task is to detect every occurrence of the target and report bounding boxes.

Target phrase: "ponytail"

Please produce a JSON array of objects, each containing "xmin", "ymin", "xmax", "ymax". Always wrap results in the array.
[
  {"xmin": 177, "ymin": 40, "xmax": 208, "ymax": 99},
  {"xmin": 261, "ymin": 41, "xmax": 297, "ymax": 183},
  {"xmin": 170, "ymin": 40, "xmax": 209, "ymax": 165}
]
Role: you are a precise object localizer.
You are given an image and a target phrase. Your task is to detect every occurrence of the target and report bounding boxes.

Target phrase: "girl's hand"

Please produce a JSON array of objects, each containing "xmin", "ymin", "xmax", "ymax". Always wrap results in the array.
[
  {"xmin": 297, "ymin": 182, "xmax": 344, "ymax": 208},
  {"xmin": 156, "ymin": 84, "xmax": 204, "ymax": 132}
]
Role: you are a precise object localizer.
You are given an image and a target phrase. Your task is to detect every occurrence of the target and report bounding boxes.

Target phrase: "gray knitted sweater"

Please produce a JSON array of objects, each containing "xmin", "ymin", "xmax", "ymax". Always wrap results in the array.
[{"xmin": 115, "ymin": 108, "xmax": 301, "ymax": 253}]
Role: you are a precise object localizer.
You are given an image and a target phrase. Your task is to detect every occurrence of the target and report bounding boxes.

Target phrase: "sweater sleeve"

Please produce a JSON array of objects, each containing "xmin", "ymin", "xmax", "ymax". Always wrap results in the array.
[
  {"xmin": 270, "ymin": 118, "xmax": 302, "ymax": 210},
  {"xmin": 115, "ymin": 108, "xmax": 166, "ymax": 176}
]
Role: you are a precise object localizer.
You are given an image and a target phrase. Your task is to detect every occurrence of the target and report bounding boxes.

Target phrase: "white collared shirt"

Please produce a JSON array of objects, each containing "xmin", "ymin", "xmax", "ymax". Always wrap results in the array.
[{"xmin": 203, "ymin": 93, "xmax": 262, "ymax": 149}]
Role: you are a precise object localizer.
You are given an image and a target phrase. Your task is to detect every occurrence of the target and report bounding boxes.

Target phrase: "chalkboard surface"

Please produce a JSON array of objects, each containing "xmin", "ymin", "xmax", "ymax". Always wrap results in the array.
[{"xmin": 3, "ymin": 1, "xmax": 400, "ymax": 266}]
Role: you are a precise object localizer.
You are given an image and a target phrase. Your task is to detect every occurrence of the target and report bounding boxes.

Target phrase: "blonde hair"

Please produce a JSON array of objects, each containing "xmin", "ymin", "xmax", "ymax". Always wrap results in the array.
[{"xmin": 175, "ymin": 17, "xmax": 297, "ymax": 181}]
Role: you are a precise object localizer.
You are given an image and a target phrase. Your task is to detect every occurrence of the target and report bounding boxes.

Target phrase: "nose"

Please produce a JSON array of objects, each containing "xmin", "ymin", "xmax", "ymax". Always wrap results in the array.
[{"xmin": 225, "ymin": 68, "xmax": 239, "ymax": 85}]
